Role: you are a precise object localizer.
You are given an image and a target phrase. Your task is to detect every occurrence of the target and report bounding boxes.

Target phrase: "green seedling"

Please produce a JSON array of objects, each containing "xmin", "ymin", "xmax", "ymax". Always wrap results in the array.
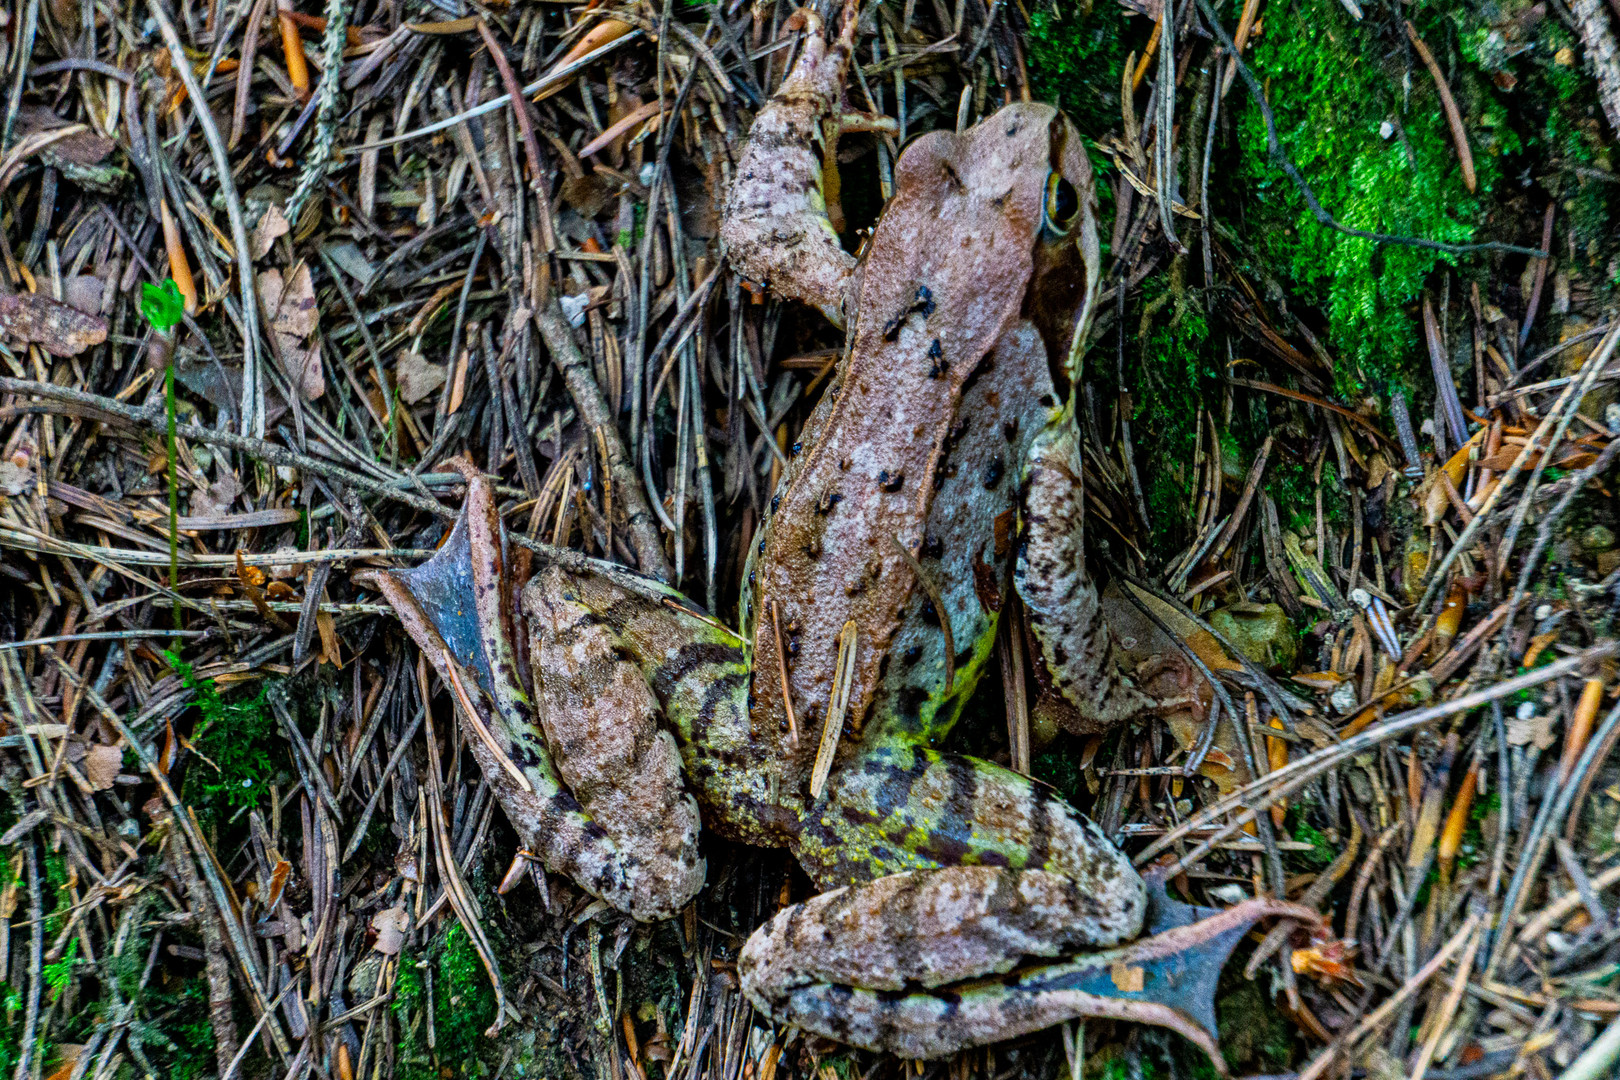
[
  {"xmin": 140, "ymin": 278, "xmax": 185, "ymax": 332},
  {"xmin": 142, "ymin": 278, "xmax": 184, "ymax": 629}
]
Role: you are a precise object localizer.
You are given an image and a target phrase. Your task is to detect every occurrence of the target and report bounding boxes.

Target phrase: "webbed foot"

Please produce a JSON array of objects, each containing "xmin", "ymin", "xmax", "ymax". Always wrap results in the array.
[{"xmin": 740, "ymin": 868, "xmax": 1323, "ymax": 1073}]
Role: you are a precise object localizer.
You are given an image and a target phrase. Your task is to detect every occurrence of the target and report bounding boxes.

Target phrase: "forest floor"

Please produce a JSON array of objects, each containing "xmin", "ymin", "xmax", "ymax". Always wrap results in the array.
[{"xmin": 0, "ymin": 0, "xmax": 1618, "ymax": 1077}]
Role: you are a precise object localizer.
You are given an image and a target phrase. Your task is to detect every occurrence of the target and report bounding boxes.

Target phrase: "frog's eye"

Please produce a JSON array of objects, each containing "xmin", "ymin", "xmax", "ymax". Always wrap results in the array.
[{"xmin": 1043, "ymin": 174, "xmax": 1080, "ymax": 235}]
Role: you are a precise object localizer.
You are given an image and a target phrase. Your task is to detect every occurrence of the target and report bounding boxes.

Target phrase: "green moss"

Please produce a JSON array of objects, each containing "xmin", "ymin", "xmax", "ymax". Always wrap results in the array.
[
  {"xmin": 1286, "ymin": 812, "xmax": 1336, "ymax": 872},
  {"xmin": 1033, "ymin": 741, "xmax": 1087, "ymax": 804},
  {"xmin": 1267, "ymin": 458, "xmax": 1345, "ymax": 538},
  {"xmin": 166, "ymin": 652, "xmax": 281, "ymax": 827},
  {"xmin": 141, "ymin": 979, "xmax": 219, "ymax": 1080},
  {"xmin": 1234, "ymin": 0, "xmax": 1491, "ymax": 397},
  {"xmin": 1120, "ymin": 285, "xmax": 1217, "ymax": 554},
  {"xmin": 1025, "ymin": 4, "xmax": 1132, "ymax": 140},
  {"xmin": 396, "ymin": 924, "xmax": 497, "ymax": 1080},
  {"xmin": 1214, "ymin": 978, "xmax": 1294, "ymax": 1072},
  {"xmin": 42, "ymin": 940, "xmax": 78, "ymax": 997}
]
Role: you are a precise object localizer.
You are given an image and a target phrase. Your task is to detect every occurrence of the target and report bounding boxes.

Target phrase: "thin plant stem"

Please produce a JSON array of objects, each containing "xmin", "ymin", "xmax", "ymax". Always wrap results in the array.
[{"xmin": 165, "ymin": 340, "xmax": 181, "ymax": 633}]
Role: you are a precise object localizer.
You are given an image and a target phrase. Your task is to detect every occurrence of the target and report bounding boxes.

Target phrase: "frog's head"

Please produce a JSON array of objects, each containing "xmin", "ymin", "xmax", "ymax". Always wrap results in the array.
[{"xmin": 871, "ymin": 103, "xmax": 1101, "ymax": 398}]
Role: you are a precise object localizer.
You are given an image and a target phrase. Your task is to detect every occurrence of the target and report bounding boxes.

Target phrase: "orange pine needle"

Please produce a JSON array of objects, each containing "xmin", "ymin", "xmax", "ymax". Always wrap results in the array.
[
  {"xmin": 1267, "ymin": 716, "xmax": 1289, "ymax": 828},
  {"xmin": 1130, "ymin": 14, "xmax": 1163, "ymax": 92},
  {"xmin": 282, "ymin": 10, "xmax": 361, "ymax": 45},
  {"xmin": 1560, "ymin": 678, "xmax": 1605, "ymax": 783},
  {"xmin": 159, "ymin": 199, "xmax": 198, "ymax": 315},
  {"xmin": 1437, "ymin": 759, "xmax": 1480, "ymax": 882},
  {"xmin": 278, "ymin": 0, "xmax": 310, "ymax": 97}
]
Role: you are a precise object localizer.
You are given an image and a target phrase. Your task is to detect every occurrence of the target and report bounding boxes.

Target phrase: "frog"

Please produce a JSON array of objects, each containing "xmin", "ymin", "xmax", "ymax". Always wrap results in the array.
[{"xmin": 365, "ymin": 6, "xmax": 1320, "ymax": 1071}]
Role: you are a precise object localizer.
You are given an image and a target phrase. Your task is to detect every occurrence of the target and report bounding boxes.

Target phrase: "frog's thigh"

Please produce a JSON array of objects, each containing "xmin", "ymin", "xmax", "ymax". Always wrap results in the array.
[
  {"xmin": 522, "ymin": 566, "xmax": 705, "ymax": 920},
  {"xmin": 796, "ymin": 749, "xmax": 1145, "ymax": 942},
  {"xmin": 1015, "ymin": 421, "xmax": 1156, "ymax": 730},
  {"xmin": 739, "ymin": 867, "xmax": 1134, "ymax": 1058}
]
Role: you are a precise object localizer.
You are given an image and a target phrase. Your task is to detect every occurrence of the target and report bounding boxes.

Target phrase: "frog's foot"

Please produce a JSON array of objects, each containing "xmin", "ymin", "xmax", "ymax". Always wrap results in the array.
[
  {"xmin": 740, "ymin": 870, "xmax": 1322, "ymax": 1072},
  {"xmin": 719, "ymin": 1, "xmax": 861, "ymax": 328},
  {"xmin": 1016, "ymin": 416, "xmax": 1157, "ymax": 732},
  {"xmin": 366, "ymin": 464, "xmax": 703, "ymax": 921}
]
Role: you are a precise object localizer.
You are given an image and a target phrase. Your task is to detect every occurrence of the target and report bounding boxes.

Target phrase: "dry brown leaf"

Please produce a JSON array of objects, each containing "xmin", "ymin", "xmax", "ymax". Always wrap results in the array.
[
  {"xmin": 253, "ymin": 205, "xmax": 290, "ymax": 260},
  {"xmin": 260, "ymin": 264, "xmax": 323, "ymax": 399},
  {"xmin": 317, "ymin": 607, "xmax": 340, "ymax": 667},
  {"xmin": 82, "ymin": 743, "xmax": 123, "ymax": 791},
  {"xmin": 0, "ymin": 292, "xmax": 108, "ymax": 357},
  {"xmin": 395, "ymin": 350, "xmax": 445, "ymax": 405},
  {"xmin": 269, "ymin": 263, "xmax": 318, "ymax": 338},
  {"xmin": 371, "ymin": 905, "xmax": 409, "ymax": 954}
]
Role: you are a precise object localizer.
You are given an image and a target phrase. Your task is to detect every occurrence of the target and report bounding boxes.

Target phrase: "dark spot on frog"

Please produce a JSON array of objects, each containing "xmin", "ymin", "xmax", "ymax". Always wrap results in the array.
[
  {"xmin": 954, "ymin": 645, "xmax": 975, "ymax": 671},
  {"xmin": 1038, "ymin": 392, "xmax": 1057, "ymax": 409},
  {"xmin": 921, "ymin": 534, "xmax": 944, "ymax": 559},
  {"xmin": 790, "ymin": 441, "xmax": 803, "ymax": 456},
  {"xmin": 973, "ymin": 556, "xmax": 1003, "ymax": 612},
  {"xmin": 892, "ymin": 685, "xmax": 930, "ymax": 731},
  {"xmin": 993, "ymin": 509, "xmax": 1016, "ymax": 559},
  {"xmin": 914, "ymin": 285, "xmax": 936, "ymax": 318},
  {"xmin": 882, "ymin": 316, "xmax": 902, "ymax": 341},
  {"xmin": 815, "ymin": 491, "xmax": 843, "ymax": 515},
  {"xmin": 758, "ymin": 537, "xmax": 767, "ymax": 554},
  {"xmin": 902, "ymin": 644, "xmax": 923, "ymax": 667},
  {"xmin": 786, "ymin": 636, "xmax": 799, "ymax": 656},
  {"xmin": 960, "ymin": 355, "xmax": 994, "ymax": 395},
  {"xmin": 927, "ymin": 339, "xmax": 947, "ymax": 378},
  {"xmin": 878, "ymin": 469, "xmax": 904, "ymax": 493},
  {"xmin": 876, "ymin": 653, "xmax": 890, "ymax": 682},
  {"xmin": 770, "ymin": 494, "xmax": 780, "ymax": 513},
  {"xmin": 1002, "ymin": 418, "xmax": 1019, "ymax": 441},
  {"xmin": 748, "ymin": 570, "xmax": 756, "ymax": 586},
  {"xmin": 983, "ymin": 456, "xmax": 1004, "ymax": 489}
]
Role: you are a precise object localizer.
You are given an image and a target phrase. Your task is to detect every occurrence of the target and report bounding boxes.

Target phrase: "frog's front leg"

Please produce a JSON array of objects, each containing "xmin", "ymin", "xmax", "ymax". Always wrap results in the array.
[
  {"xmin": 1014, "ymin": 412, "xmax": 1158, "ymax": 731},
  {"xmin": 720, "ymin": 6, "xmax": 867, "ymax": 329}
]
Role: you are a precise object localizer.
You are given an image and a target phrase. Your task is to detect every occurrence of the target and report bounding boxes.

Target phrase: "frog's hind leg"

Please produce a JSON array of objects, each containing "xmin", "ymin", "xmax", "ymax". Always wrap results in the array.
[
  {"xmin": 792, "ymin": 746, "xmax": 1147, "ymax": 940},
  {"xmin": 369, "ymin": 465, "xmax": 703, "ymax": 921},
  {"xmin": 740, "ymin": 869, "xmax": 1320, "ymax": 1072},
  {"xmin": 1015, "ymin": 413, "xmax": 1157, "ymax": 731}
]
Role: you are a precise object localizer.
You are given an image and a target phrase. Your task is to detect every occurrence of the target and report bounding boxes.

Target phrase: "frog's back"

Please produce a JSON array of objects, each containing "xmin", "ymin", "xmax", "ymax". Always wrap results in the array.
[{"xmin": 745, "ymin": 104, "xmax": 1098, "ymax": 767}]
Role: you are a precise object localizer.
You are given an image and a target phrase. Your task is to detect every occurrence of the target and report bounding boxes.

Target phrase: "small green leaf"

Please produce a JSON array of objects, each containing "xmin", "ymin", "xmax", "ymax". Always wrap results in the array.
[{"xmin": 141, "ymin": 278, "xmax": 185, "ymax": 330}]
